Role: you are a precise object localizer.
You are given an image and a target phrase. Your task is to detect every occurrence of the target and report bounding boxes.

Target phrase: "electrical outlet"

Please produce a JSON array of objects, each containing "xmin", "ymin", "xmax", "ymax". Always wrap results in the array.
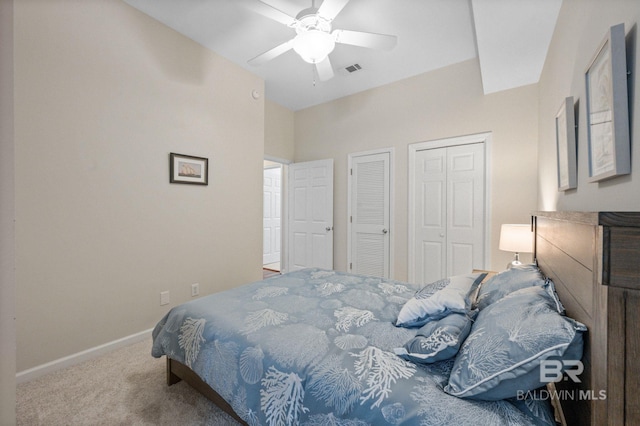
[
  {"xmin": 160, "ymin": 291, "xmax": 170, "ymax": 306},
  {"xmin": 191, "ymin": 283, "xmax": 199, "ymax": 297}
]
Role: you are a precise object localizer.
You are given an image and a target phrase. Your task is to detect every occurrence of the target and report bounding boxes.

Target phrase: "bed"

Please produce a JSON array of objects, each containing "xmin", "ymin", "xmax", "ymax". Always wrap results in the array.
[{"xmin": 151, "ymin": 211, "xmax": 640, "ymax": 425}]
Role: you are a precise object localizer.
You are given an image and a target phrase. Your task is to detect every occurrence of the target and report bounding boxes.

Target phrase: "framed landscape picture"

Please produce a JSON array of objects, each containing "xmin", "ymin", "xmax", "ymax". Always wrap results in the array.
[
  {"xmin": 585, "ymin": 23, "xmax": 630, "ymax": 182},
  {"xmin": 170, "ymin": 153, "xmax": 208, "ymax": 185}
]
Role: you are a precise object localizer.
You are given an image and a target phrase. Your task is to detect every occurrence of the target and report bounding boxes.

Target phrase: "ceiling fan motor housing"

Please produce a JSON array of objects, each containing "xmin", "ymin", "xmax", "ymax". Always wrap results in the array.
[{"xmin": 294, "ymin": 8, "xmax": 332, "ymax": 33}]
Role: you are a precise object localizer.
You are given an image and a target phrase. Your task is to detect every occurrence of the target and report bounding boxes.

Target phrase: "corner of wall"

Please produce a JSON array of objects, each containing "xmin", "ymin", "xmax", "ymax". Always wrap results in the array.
[
  {"xmin": 0, "ymin": 0, "xmax": 17, "ymax": 422},
  {"xmin": 265, "ymin": 100, "xmax": 295, "ymax": 162}
]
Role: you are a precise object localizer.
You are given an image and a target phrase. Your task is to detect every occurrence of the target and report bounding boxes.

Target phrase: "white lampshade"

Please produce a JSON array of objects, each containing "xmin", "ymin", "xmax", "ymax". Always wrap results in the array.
[
  {"xmin": 293, "ymin": 30, "xmax": 335, "ymax": 64},
  {"xmin": 499, "ymin": 224, "xmax": 533, "ymax": 269},
  {"xmin": 499, "ymin": 224, "xmax": 533, "ymax": 253}
]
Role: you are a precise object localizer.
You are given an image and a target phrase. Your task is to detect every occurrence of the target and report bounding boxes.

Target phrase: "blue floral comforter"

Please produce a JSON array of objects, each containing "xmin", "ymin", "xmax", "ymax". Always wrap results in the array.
[{"xmin": 152, "ymin": 268, "xmax": 554, "ymax": 426}]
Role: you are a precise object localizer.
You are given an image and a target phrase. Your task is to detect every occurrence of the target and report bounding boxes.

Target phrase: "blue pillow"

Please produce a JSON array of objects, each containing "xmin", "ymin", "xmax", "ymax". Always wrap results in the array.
[
  {"xmin": 475, "ymin": 264, "xmax": 546, "ymax": 310},
  {"xmin": 445, "ymin": 283, "xmax": 586, "ymax": 400},
  {"xmin": 395, "ymin": 272, "xmax": 486, "ymax": 328},
  {"xmin": 394, "ymin": 310, "xmax": 477, "ymax": 364}
]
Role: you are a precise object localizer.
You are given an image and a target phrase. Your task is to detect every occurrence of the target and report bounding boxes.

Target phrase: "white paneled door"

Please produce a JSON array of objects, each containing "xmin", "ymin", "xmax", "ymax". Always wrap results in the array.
[
  {"xmin": 348, "ymin": 150, "xmax": 392, "ymax": 278},
  {"xmin": 287, "ymin": 159, "xmax": 334, "ymax": 271},
  {"xmin": 263, "ymin": 166, "xmax": 281, "ymax": 265},
  {"xmin": 414, "ymin": 147, "xmax": 447, "ymax": 282},
  {"xmin": 410, "ymin": 136, "xmax": 487, "ymax": 284}
]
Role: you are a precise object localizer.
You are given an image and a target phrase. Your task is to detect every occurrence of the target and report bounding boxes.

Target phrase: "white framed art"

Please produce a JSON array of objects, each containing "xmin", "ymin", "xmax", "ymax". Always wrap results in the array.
[
  {"xmin": 556, "ymin": 96, "xmax": 577, "ymax": 191},
  {"xmin": 585, "ymin": 23, "xmax": 630, "ymax": 182}
]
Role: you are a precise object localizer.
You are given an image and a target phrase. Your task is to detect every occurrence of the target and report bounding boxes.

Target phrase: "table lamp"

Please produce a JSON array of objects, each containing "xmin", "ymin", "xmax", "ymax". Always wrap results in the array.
[{"xmin": 499, "ymin": 224, "xmax": 533, "ymax": 269}]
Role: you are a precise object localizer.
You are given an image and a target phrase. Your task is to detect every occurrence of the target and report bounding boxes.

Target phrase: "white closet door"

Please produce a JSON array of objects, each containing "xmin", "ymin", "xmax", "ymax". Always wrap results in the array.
[
  {"xmin": 446, "ymin": 143, "xmax": 485, "ymax": 277},
  {"xmin": 411, "ymin": 140, "xmax": 486, "ymax": 284},
  {"xmin": 414, "ymin": 148, "xmax": 447, "ymax": 284},
  {"xmin": 287, "ymin": 159, "xmax": 334, "ymax": 271},
  {"xmin": 349, "ymin": 151, "xmax": 391, "ymax": 278}
]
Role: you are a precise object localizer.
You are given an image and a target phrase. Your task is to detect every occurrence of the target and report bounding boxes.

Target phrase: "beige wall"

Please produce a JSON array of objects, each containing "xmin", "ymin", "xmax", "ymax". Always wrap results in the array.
[
  {"xmin": 538, "ymin": 0, "xmax": 640, "ymax": 210},
  {"xmin": 1, "ymin": 0, "xmax": 16, "ymax": 422},
  {"xmin": 295, "ymin": 58, "xmax": 539, "ymax": 281},
  {"xmin": 14, "ymin": 0, "xmax": 264, "ymax": 371},
  {"xmin": 265, "ymin": 100, "xmax": 295, "ymax": 161}
]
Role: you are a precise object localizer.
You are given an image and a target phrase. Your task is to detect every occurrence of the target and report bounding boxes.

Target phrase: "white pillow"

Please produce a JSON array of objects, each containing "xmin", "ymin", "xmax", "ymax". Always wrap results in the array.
[{"xmin": 395, "ymin": 272, "xmax": 486, "ymax": 328}]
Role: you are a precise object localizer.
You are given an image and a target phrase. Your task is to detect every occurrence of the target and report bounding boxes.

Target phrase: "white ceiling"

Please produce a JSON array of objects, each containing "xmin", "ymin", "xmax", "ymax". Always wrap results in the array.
[{"xmin": 123, "ymin": 0, "xmax": 562, "ymax": 111}]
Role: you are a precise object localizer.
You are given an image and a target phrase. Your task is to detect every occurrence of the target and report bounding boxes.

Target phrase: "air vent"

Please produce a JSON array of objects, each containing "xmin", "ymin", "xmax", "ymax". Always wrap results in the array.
[{"xmin": 345, "ymin": 63, "xmax": 362, "ymax": 73}]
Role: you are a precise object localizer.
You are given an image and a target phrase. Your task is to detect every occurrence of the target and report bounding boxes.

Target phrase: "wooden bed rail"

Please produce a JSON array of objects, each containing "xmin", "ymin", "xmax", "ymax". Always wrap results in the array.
[{"xmin": 166, "ymin": 358, "xmax": 248, "ymax": 425}]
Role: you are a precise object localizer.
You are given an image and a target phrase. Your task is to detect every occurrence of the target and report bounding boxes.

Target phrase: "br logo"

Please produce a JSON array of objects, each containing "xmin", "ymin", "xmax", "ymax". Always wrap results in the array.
[{"xmin": 540, "ymin": 360, "xmax": 583, "ymax": 383}]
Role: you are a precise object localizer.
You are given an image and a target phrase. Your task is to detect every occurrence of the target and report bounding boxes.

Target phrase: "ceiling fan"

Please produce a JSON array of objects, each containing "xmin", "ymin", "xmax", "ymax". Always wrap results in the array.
[{"xmin": 237, "ymin": 0, "xmax": 398, "ymax": 81}]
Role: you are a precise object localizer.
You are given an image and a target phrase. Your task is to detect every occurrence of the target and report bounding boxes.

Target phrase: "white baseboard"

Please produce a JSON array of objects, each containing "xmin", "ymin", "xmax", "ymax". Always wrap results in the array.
[{"xmin": 16, "ymin": 328, "xmax": 154, "ymax": 384}]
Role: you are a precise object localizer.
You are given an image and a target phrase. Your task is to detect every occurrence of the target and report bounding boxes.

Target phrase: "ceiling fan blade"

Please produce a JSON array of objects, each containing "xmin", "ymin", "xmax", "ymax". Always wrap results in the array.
[
  {"xmin": 317, "ymin": 0, "xmax": 350, "ymax": 21},
  {"xmin": 333, "ymin": 29, "xmax": 397, "ymax": 50},
  {"xmin": 236, "ymin": 0, "xmax": 296, "ymax": 27},
  {"xmin": 315, "ymin": 56, "xmax": 334, "ymax": 81},
  {"xmin": 248, "ymin": 39, "xmax": 295, "ymax": 66}
]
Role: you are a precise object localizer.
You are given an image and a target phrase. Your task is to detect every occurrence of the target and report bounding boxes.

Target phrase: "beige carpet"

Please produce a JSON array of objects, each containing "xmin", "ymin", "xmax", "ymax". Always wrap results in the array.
[{"xmin": 17, "ymin": 338, "xmax": 241, "ymax": 425}]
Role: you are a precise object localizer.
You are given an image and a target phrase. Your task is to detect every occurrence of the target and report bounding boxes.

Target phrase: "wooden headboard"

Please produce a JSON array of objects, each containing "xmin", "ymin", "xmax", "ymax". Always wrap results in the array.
[{"xmin": 533, "ymin": 211, "xmax": 640, "ymax": 426}]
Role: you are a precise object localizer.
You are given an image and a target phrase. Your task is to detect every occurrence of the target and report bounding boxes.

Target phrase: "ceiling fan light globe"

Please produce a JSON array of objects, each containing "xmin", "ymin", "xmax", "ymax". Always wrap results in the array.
[{"xmin": 293, "ymin": 30, "xmax": 335, "ymax": 64}]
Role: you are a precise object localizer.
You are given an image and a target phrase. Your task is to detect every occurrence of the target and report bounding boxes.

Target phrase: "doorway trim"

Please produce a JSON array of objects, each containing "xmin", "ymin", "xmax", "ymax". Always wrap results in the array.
[
  {"xmin": 263, "ymin": 156, "xmax": 290, "ymax": 272},
  {"xmin": 407, "ymin": 132, "xmax": 492, "ymax": 283}
]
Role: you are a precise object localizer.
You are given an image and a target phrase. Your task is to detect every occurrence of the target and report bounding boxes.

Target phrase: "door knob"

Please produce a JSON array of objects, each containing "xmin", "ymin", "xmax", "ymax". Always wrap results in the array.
[
  {"xmin": 382, "ymin": 229, "xmax": 388, "ymax": 234},
  {"xmin": 326, "ymin": 226, "xmax": 333, "ymax": 232}
]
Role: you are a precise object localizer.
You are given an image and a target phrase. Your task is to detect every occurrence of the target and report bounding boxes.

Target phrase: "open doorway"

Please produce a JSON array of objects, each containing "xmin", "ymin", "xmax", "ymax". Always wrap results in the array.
[{"xmin": 263, "ymin": 159, "xmax": 284, "ymax": 277}]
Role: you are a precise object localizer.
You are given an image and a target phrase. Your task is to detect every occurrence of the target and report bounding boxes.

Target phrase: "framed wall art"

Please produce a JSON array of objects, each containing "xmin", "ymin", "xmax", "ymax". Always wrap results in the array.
[
  {"xmin": 556, "ymin": 96, "xmax": 577, "ymax": 191},
  {"xmin": 169, "ymin": 153, "xmax": 208, "ymax": 185},
  {"xmin": 585, "ymin": 23, "xmax": 630, "ymax": 182}
]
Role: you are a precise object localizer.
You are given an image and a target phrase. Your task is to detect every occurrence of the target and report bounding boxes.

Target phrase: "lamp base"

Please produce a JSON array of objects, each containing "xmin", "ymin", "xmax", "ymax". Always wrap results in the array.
[
  {"xmin": 506, "ymin": 260, "xmax": 523, "ymax": 269},
  {"xmin": 506, "ymin": 252, "xmax": 522, "ymax": 269}
]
